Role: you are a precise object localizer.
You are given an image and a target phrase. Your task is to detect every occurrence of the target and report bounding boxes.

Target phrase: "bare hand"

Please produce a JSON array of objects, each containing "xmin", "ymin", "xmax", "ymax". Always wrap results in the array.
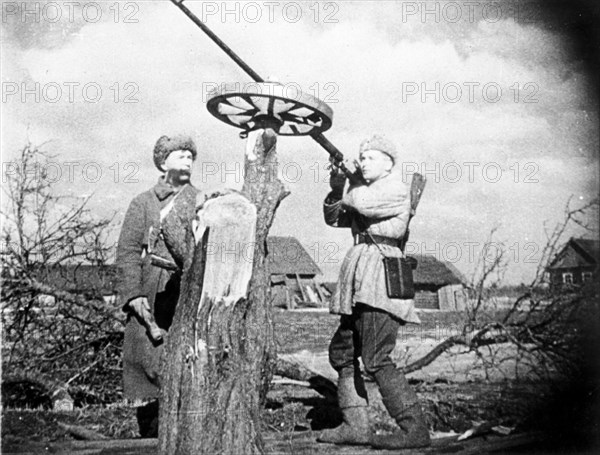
[{"xmin": 128, "ymin": 297, "xmax": 163, "ymax": 343}]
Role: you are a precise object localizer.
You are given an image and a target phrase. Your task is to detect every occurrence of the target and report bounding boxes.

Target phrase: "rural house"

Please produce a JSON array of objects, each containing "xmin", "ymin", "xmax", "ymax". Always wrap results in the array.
[
  {"xmin": 267, "ymin": 236, "xmax": 324, "ymax": 309},
  {"xmin": 28, "ymin": 236, "xmax": 325, "ymax": 309},
  {"xmin": 32, "ymin": 264, "xmax": 119, "ymax": 305},
  {"xmin": 322, "ymin": 254, "xmax": 468, "ymax": 311},
  {"xmin": 547, "ymin": 237, "xmax": 599, "ymax": 288},
  {"xmin": 412, "ymin": 254, "xmax": 468, "ymax": 311}
]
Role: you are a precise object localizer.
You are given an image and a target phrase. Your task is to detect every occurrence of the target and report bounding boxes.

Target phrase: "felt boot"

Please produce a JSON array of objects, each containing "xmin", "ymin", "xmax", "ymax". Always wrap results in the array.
[
  {"xmin": 136, "ymin": 400, "xmax": 159, "ymax": 438},
  {"xmin": 370, "ymin": 368, "xmax": 430, "ymax": 450},
  {"xmin": 317, "ymin": 375, "xmax": 371, "ymax": 445}
]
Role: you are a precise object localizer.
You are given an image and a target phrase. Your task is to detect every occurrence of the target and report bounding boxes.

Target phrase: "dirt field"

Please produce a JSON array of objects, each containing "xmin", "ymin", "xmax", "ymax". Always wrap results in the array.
[
  {"xmin": 274, "ymin": 308, "xmax": 469, "ymax": 354},
  {"xmin": 275, "ymin": 308, "xmax": 541, "ymax": 382},
  {"xmin": 2, "ymin": 308, "xmax": 597, "ymax": 453}
]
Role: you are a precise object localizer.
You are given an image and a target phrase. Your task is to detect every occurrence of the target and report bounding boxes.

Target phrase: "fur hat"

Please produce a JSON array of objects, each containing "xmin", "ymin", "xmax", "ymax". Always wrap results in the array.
[
  {"xmin": 359, "ymin": 134, "xmax": 399, "ymax": 164},
  {"xmin": 153, "ymin": 135, "xmax": 197, "ymax": 171}
]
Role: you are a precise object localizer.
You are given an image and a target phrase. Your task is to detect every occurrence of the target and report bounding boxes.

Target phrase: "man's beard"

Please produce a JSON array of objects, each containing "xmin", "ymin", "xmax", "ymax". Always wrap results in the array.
[{"xmin": 170, "ymin": 169, "xmax": 191, "ymax": 184}]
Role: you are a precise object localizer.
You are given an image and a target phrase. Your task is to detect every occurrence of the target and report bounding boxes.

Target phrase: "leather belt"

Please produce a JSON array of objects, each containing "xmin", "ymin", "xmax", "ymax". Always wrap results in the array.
[{"xmin": 355, "ymin": 233, "xmax": 399, "ymax": 247}]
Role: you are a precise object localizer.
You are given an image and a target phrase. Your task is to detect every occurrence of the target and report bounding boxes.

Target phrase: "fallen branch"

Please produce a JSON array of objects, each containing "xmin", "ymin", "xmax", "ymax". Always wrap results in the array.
[
  {"xmin": 271, "ymin": 378, "xmax": 311, "ymax": 387},
  {"xmin": 274, "ymin": 358, "xmax": 337, "ymax": 399},
  {"xmin": 57, "ymin": 422, "xmax": 108, "ymax": 441},
  {"xmin": 41, "ymin": 335, "xmax": 113, "ymax": 362},
  {"xmin": 402, "ymin": 331, "xmax": 515, "ymax": 374},
  {"xmin": 403, "ymin": 335, "xmax": 467, "ymax": 374},
  {"xmin": 1, "ymin": 375, "xmax": 74, "ymax": 411},
  {"xmin": 65, "ymin": 345, "xmax": 111, "ymax": 385}
]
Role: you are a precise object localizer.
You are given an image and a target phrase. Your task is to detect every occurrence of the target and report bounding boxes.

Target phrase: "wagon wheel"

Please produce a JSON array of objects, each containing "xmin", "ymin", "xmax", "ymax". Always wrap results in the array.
[{"xmin": 206, "ymin": 82, "xmax": 334, "ymax": 136}]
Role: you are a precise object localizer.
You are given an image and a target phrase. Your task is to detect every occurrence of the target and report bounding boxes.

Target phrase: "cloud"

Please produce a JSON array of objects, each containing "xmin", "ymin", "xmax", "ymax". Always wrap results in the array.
[{"xmin": 2, "ymin": 1, "xmax": 597, "ymax": 283}]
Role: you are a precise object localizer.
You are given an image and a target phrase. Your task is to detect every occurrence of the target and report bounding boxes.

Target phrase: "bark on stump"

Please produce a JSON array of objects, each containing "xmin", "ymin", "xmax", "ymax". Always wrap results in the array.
[{"xmin": 159, "ymin": 129, "xmax": 289, "ymax": 454}]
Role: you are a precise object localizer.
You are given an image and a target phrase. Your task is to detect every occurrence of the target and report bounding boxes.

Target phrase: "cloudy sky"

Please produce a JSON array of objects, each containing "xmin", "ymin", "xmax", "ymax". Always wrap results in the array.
[{"xmin": 2, "ymin": 0, "xmax": 598, "ymax": 283}]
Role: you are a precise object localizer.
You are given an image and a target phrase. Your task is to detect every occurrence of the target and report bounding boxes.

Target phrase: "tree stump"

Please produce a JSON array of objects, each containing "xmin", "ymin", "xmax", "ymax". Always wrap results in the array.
[{"xmin": 159, "ymin": 129, "xmax": 289, "ymax": 454}]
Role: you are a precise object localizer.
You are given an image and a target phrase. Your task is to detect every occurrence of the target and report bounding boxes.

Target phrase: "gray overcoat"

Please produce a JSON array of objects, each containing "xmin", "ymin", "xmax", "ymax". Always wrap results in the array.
[{"xmin": 116, "ymin": 177, "xmax": 196, "ymax": 400}]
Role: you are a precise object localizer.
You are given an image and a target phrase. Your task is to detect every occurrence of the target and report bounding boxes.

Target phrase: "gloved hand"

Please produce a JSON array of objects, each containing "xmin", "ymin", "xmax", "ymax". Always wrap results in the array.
[
  {"xmin": 127, "ymin": 296, "xmax": 165, "ymax": 344},
  {"xmin": 352, "ymin": 159, "xmax": 364, "ymax": 182},
  {"xmin": 328, "ymin": 164, "xmax": 347, "ymax": 200}
]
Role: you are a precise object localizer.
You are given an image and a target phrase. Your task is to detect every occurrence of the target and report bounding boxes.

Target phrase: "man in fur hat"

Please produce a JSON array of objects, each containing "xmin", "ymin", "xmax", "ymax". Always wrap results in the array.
[
  {"xmin": 116, "ymin": 134, "xmax": 201, "ymax": 437},
  {"xmin": 317, "ymin": 135, "xmax": 431, "ymax": 449}
]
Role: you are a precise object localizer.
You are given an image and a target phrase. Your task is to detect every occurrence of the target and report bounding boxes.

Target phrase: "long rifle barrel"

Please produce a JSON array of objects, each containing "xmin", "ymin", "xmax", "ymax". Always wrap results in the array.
[
  {"xmin": 310, "ymin": 132, "xmax": 362, "ymax": 184},
  {"xmin": 170, "ymin": 0, "xmax": 364, "ymax": 184},
  {"xmin": 171, "ymin": 0, "xmax": 264, "ymax": 82}
]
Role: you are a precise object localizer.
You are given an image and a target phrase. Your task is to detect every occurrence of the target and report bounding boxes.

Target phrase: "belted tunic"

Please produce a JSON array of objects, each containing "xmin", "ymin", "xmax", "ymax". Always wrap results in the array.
[{"xmin": 324, "ymin": 171, "xmax": 420, "ymax": 324}]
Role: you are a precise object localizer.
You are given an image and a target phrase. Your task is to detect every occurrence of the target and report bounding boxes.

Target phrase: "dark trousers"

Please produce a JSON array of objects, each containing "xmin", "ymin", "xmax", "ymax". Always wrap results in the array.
[
  {"xmin": 329, "ymin": 304, "xmax": 416, "ymax": 413},
  {"xmin": 329, "ymin": 303, "xmax": 401, "ymax": 378}
]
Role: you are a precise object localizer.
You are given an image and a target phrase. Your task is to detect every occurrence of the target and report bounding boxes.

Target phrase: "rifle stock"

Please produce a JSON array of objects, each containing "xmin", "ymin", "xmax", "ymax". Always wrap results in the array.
[
  {"xmin": 399, "ymin": 173, "xmax": 427, "ymax": 252},
  {"xmin": 409, "ymin": 173, "xmax": 426, "ymax": 216}
]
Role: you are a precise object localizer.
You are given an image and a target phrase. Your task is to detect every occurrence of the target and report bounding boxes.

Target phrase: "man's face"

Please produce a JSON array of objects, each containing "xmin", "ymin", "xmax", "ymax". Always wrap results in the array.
[
  {"xmin": 359, "ymin": 149, "xmax": 393, "ymax": 182},
  {"xmin": 163, "ymin": 150, "xmax": 194, "ymax": 181}
]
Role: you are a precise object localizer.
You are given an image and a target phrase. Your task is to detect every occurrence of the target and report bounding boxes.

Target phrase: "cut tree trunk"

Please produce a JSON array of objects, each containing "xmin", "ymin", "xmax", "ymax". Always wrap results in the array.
[{"xmin": 158, "ymin": 129, "xmax": 289, "ymax": 454}]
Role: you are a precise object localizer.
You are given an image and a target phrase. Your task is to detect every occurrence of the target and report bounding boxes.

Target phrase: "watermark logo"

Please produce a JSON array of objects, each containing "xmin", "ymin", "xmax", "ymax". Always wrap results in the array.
[
  {"xmin": 195, "ymin": 160, "xmax": 542, "ymax": 185},
  {"xmin": 2, "ymin": 82, "xmax": 140, "ymax": 104},
  {"xmin": 199, "ymin": 1, "xmax": 339, "ymax": 24},
  {"xmin": 400, "ymin": 1, "xmax": 538, "ymax": 24},
  {"xmin": 400, "ymin": 162, "xmax": 540, "ymax": 184},
  {"xmin": 401, "ymin": 82, "xmax": 539, "ymax": 104},
  {"xmin": 2, "ymin": 160, "xmax": 140, "ymax": 184},
  {"xmin": 2, "ymin": 2, "xmax": 140, "ymax": 24},
  {"xmin": 308, "ymin": 161, "xmax": 540, "ymax": 184},
  {"xmin": 404, "ymin": 240, "xmax": 542, "ymax": 265}
]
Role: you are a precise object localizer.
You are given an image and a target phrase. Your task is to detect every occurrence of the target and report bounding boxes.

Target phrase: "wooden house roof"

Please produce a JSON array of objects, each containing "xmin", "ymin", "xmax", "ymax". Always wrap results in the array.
[
  {"xmin": 267, "ymin": 236, "xmax": 322, "ymax": 276},
  {"xmin": 412, "ymin": 254, "xmax": 466, "ymax": 286},
  {"xmin": 29, "ymin": 236, "xmax": 321, "ymax": 293},
  {"xmin": 549, "ymin": 237, "xmax": 599, "ymax": 270}
]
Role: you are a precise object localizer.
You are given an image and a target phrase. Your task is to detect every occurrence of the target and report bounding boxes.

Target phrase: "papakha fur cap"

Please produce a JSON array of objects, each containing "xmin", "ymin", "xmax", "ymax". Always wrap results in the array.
[
  {"xmin": 153, "ymin": 135, "xmax": 197, "ymax": 171},
  {"xmin": 359, "ymin": 134, "xmax": 399, "ymax": 163}
]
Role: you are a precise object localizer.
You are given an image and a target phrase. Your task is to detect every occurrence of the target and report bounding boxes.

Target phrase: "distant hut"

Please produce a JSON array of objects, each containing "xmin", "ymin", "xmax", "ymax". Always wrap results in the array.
[
  {"xmin": 33, "ymin": 264, "xmax": 119, "ymax": 305},
  {"xmin": 310, "ymin": 254, "xmax": 467, "ymax": 311},
  {"xmin": 267, "ymin": 236, "xmax": 324, "ymax": 309},
  {"xmin": 412, "ymin": 254, "xmax": 467, "ymax": 311},
  {"xmin": 547, "ymin": 237, "xmax": 599, "ymax": 289},
  {"xmin": 29, "ymin": 236, "xmax": 326, "ymax": 310}
]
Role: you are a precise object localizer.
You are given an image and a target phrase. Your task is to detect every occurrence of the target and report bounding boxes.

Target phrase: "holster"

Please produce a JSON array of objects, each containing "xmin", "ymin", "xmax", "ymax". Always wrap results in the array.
[{"xmin": 147, "ymin": 226, "xmax": 179, "ymax": 271}]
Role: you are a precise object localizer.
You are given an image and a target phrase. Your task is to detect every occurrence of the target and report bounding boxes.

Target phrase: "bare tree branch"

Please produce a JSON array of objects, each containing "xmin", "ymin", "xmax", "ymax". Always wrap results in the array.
[
  {"xmin": 396, "ymin": 197, "xmax": 598, "ymax": 380},
  {"xmin": 1, "ymin": 142, "xmax": 122, "ymax": 403}
]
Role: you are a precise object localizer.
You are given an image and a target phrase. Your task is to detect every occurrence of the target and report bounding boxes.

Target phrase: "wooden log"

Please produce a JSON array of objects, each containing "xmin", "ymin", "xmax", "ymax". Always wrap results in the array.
[
  {"xmin": 305, "ymin": 284, "xmax": 319, "ymax": 304},
  {"xmin": 3, "ymin": 431, "xmax": 547, "ymax": 455},
  {"xmin": 57, "ymin": 422, "xmax": 108, "ymax": 441},
  {"xmin": 296, "ymin": 273, "xmax": 308, "ymax": 302},
  {"xmin": 315, "ymin": 282, "xmax": 326, "ymax": 305},
  {"xmin": 1, "ymin": 375, "xmax": 73, "ymax": 411},
  {"xmin": 158, "ymin": 128, "xmax": 289, "ymax": 454},
  {"xmin": 274, "ymin": 357, "xmax": 337, "ymax": 400},
  {"xmin": 285, "ymin": 286, "xmax": 293, "ymax": 310},
  {"xmin": 2, "ymin": 438, "xmax": 157, "ymax": 454}
]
